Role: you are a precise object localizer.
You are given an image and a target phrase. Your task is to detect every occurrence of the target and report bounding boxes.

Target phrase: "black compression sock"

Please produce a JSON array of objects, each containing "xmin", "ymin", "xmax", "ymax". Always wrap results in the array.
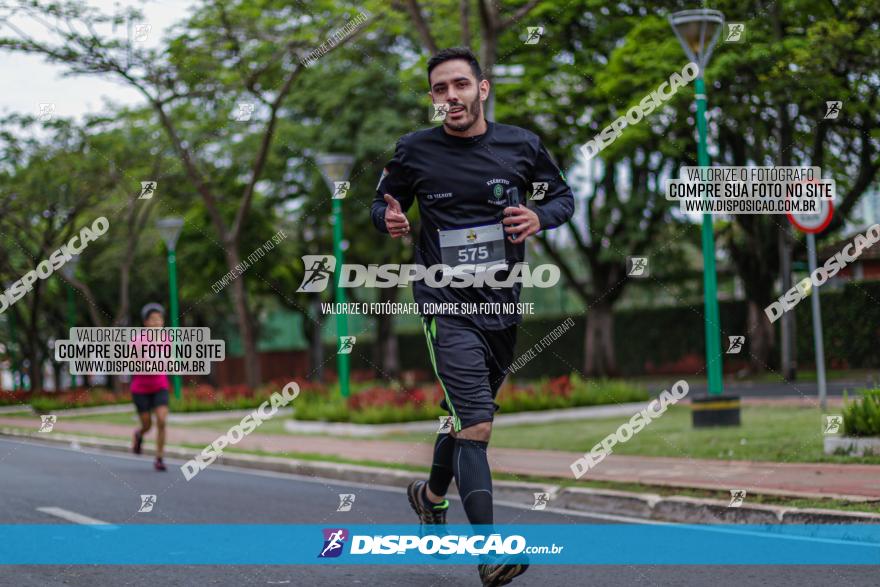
[
  {"xmin": 427, "ymin": 433, "xmax": 455, "ymax": 499},
  {"xmin": 453, "ymin": 438, "xmax": 493, "ymax": 526}
]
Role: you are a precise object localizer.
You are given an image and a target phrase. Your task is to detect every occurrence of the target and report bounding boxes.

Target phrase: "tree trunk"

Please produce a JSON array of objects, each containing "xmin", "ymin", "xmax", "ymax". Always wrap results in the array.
[
  {"xmin": 741, "ymin": 268, "xmax": 777, "ymax": 372},
  {"xmin": 226, "ymin": 247, "xmax": 261, "ymax": 389},
  {"xmin": 747, "ymin": 299, "xmax": 775, "ymax": 372},
  {"xmin": 476, "ymin": 0, "xmax": 497, "ymax": 122},
  {"xmin": 26, "ymin": 346, "xmax": 42, "ymax": 392},
  {"xmin": 480, "ymin": 30, "xmax": 497, "ymax": 121},
  {"xmin": 374, "ymin": 287, "xmax": 400, "ymax": 379},
  {"xmin": 25, "ymin": 293, "xmax": 44, "ymax": 392},
  {"xmin": 777, "ymin": 226, "xmax": 796, "ymax": 379},
  {"xmin": 52, "ymin": 361, "xmax": 62, "ymax": 392},
  {"xmin": 584, "ymin": 302, "xmax": 617, "ymax": 376},
  {"xmin": 308, "ymin": 298, "xmax": 324, "ymax": 382}
]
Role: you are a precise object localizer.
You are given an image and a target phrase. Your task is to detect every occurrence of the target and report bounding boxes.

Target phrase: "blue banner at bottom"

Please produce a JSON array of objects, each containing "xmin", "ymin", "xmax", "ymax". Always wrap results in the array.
[{"xmin": 1, "ymin": 524, "xmax": 878, "ymax": 564}]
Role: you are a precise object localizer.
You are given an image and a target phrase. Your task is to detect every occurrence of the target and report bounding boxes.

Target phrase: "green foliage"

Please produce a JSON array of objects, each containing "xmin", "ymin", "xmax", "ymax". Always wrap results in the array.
[
  {"xmin": 291, "ymin": 375, "xmax": 647, "ymax": 424},
  {"xmin": 29, "ymin": 389, "xmax": 129, "ymax": 413},
  {"xmin": 842, "ymin": 389, "xmax": 880, "ymax": 437},
  {"xmin": 500, "ymin": 374, "xmax": 648, "ymax": 413},
  {"xmin": 349, "ymin": 280, "xmax": 880, "ymax": 377},
  {"xmin": 795, "ymin": 281, "xmax": 880, "ymax": 369}
]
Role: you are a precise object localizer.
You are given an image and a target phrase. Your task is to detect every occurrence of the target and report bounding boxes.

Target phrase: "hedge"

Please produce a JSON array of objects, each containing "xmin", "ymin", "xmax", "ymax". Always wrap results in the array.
[
  {"xmin": 334, "ymin": 280, "xmax": 880, "ymax": 377},
  {"xmin": 291, "ymin": 374, "xmax": 648, "ymax": 424}
]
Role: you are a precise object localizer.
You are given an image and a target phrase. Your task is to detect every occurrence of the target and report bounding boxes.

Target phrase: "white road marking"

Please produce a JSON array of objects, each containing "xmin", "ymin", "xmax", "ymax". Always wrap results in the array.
[{"xmin": 37, "ymin": 506, "xmax": 113, "ymax": 526}]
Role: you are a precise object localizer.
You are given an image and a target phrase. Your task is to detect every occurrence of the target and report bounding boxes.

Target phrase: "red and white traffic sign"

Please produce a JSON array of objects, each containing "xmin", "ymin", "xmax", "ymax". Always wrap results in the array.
[{"xmin": 786, "ymin": 179, "xmax": 833, "ymax": 234}]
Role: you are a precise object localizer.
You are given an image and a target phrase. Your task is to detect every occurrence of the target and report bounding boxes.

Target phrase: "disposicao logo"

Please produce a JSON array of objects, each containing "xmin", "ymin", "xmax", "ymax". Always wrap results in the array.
[
  {"xmin": 296, "ymin": 255, "xmax": 560, "ymax": 291},
  {"xmin": 318, "ymin": 528, "xmax": 348, "ymax": 558}
]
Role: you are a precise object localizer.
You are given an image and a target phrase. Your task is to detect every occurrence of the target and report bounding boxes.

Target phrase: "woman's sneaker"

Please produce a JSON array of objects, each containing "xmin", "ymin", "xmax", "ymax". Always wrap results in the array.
[
  {"xmin": 154, "ymin": 457, "xmax": 167, "ymax": 472},
  {"xmin": 132, "ymin": 430, "xmax": 143, "ymax": 455},
  {"xmin": 406, "ymin": 480, "xmax": 448, "ymax": 525}
]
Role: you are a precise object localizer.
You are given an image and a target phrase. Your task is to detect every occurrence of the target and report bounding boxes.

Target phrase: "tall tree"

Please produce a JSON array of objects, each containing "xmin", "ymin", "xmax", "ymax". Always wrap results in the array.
[
  {"xmin": 0, "ymin": 0, "xmax": 376, "ymax": 387},
  {"xmin": 710, "ymin": 0, "xmax": 880, "ymax": 371},
  {"xmin": 395, "ymin": 0, "xmax": 542, "ymax": 120}
]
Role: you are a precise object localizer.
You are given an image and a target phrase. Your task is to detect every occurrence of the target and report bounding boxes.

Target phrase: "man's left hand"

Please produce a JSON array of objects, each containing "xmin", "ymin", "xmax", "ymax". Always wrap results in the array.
[{"xmin": 502, "ymin": 205, "xmax": 540, "ymax": 244}]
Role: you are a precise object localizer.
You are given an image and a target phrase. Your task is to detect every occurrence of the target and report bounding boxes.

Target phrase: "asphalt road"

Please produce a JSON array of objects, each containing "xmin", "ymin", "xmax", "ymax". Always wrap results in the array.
[{"xmin": 0, "ymin": 437, "xmax": 875, "ymax": 586}]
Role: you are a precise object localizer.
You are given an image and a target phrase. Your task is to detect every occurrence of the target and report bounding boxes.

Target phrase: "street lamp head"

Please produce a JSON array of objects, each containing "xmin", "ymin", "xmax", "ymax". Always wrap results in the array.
[
  {"xmin": 156, "ymin": 217, "xmax": 185, "ymax": 251},
  {"xmin": 669, "ymin": 9, "xmax": 724, "ymax": 75},
  {"xmin": 493, "ymin": 64, "xmax": 525, "ymax": 84},
  {"xmin": 315, "ymin": 153, "xmax": 355, "ymax": 192},
  {"xmin": 59, "ymin": 254, "xmax": 80, "ymax": 280}
]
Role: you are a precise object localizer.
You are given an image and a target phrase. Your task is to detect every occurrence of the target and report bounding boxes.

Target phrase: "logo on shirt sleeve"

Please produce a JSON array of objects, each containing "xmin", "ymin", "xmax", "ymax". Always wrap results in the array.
[{"xmin": 375, "ymin": 168, "xmax": 389, "ymax": 191}]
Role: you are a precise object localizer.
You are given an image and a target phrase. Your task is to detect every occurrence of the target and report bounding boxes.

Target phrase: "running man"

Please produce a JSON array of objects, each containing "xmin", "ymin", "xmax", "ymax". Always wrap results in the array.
[
  {"xmin": 130, "ymin": 302, "xmax": 170, "ymax": 471},
  {"xmin": 371, "ymin": 47, "xmax": 574, "ymax": 586}
]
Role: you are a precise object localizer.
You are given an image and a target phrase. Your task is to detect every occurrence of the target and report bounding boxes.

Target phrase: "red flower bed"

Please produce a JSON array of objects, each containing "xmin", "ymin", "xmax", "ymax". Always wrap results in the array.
[
  {"xmin": 0, "ymin": 390, "xmax": 33, "ymax": 406},
  {"xmin": 544, "ymin": 375, "xmax": 573, "ymax": 398},
  {"xmin": 46, "ymin": 389, "xmax": 122, "ymax": 407},
  {"xmin": 347, "ymin": 384, "xmax": 444, "ymax": 411}
]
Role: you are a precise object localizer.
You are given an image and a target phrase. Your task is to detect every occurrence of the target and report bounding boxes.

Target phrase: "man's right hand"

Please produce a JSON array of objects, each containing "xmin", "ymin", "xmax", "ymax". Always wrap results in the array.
[{"xmin": 384, "ymin": 194, "xmax": 410, "ymax": 238}]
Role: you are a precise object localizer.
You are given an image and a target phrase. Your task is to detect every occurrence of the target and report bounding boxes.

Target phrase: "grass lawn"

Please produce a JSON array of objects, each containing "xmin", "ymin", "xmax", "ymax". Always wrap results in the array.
[
  {"xmin": 386, "ymin": 404, "xmax": 880, "ymax": 465},
  {"xmin": 13, "ymin": 403, "xmax": 880, "ymax": 465}
]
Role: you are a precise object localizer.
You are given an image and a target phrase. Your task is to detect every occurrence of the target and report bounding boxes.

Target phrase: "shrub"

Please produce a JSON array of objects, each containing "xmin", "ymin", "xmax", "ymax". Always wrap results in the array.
[
  {"xmin": 843, "ymin": 389, "xmax": 880, "ymax": 437},
  {"xmin": 291, "ymin": 375, "xmax": 649, "ymax": 424},
  {"xmin": 497, "ymin": 374, "xmax": 648, "ymax": 413},
  {"xmin": 167, "ymin": 380, "xmax": 319, "ymax": 413},
  {"xmin": 0, "ymin": 391, "xmax": 32, "ymax": 407},
  {"xmin": 24, "ymin": 381, "xmax": 308, "ymax": 414}
]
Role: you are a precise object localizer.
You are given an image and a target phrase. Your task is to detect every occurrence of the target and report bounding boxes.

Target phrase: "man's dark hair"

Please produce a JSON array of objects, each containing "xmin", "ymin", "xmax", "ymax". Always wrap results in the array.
[{"xmin": 427, "ymin": 47, "xmax": 483, "ymax": 85}]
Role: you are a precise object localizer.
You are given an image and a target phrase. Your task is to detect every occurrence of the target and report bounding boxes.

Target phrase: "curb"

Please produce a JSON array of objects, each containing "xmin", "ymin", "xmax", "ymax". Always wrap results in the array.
[
  {"xmin": 40, "ymin": 404, "xmax": 133, "ymax": 416},
  {"xmin": 3, "ymin": 427, "xmax": 878, "ymax": 525},
  {"xmin": 0, "ymin": 405, "xmax": 34, "ymax": 415},
  {"xmin": 824, "ymin": 435, "xmax": 880, "ymax": 457},
  {"xmin": 650, "ymin": 495, "xmax": 786, "ymax": 524},
  {"xmin": 555, "ymin": 487, "xmax": 662, "ymax": 519},
  {"xmin": 169, "ymin": 407, "xmax": 293, "ymax": 424}
]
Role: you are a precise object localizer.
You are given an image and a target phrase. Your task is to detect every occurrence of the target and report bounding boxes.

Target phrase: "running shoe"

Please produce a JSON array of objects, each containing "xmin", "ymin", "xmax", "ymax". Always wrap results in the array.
[
  {"xmin": 132, "ymin": 430, "xmax": 143, "ymax": 455},
  {"xmin": 154, "ymin": 457, "xmax": 167, "ymax": 472},
  {"xmin": 478, "ymin": 560, "xmax": 529, "ymax": 587},
  {"xmin": 406, "ymin": 480, "xmax": 448, "ymax": 525}
]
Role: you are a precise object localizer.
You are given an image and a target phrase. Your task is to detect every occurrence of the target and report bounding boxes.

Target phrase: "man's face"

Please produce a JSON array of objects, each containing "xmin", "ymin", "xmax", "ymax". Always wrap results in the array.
[{"xmin": 428, "ymin": 59, "xmax": 489, "ymax": 132}]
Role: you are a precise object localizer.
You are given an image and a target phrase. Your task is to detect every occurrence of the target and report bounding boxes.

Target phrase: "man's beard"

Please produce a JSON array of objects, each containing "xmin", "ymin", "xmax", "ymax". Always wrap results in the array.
[{"xmin": 444, "ymin": 96, "xmax": 482, "ymax": 132}]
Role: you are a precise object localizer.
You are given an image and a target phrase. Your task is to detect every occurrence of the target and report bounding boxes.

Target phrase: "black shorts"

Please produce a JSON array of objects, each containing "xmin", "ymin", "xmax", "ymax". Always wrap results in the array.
[
  {"xmin": 422, "ymin": 314, "xmax": 517, "ymax": 432},
  {"xmin": 132, "ymin": 389, "xmax": 169, "ymax": 414}
]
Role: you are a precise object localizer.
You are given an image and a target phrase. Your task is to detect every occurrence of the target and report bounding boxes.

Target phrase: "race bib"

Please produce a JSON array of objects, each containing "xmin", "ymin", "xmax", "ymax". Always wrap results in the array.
[{"xmin": 438, "ymin": 223, "xmax": 507, "ymax": 272}]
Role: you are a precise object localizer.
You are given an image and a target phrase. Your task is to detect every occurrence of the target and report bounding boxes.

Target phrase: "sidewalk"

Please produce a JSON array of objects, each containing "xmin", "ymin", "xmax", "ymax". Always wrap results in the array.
[{"xmin": 4, "ymin": 416, "xmax": 878, "ymax": 501}]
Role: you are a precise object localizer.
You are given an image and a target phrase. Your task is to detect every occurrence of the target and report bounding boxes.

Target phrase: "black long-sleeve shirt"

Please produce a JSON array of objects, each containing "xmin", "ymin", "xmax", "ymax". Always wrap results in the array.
[{"xmin": 371, "ymin": 121, "xmax": 574, "ymax": 330}]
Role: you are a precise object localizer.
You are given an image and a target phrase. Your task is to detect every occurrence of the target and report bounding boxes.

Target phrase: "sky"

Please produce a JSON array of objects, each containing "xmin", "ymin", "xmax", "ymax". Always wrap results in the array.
[{"xmin": 0, "ymin": 0, "xmax": 196, "ymax": 120}]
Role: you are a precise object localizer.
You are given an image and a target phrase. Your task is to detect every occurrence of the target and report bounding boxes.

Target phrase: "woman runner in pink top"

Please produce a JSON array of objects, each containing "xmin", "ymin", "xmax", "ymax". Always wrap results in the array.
[{"xmin": 131, "ymin": 303, "xmax": 170, "ymax": 471}]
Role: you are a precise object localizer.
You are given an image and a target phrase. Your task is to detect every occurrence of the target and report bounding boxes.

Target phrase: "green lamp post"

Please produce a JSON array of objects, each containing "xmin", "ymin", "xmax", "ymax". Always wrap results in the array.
[
  {"xmin": 670, "ymin": 9, "xmax": 740, "ymax": 426},
  {"xmin": 156, "ymin": 217, "xmax": 184, "ymax": 399},
  {"xmin": 315, "ymin": 153, "xmax": 355, "ymax": 398}
]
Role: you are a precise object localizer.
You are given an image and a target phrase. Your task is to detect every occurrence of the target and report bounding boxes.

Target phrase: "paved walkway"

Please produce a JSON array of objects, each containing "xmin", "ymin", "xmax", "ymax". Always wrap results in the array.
[{"xmin": 4, "ymin": 416, "xmax": 878, "ymax": 501}]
